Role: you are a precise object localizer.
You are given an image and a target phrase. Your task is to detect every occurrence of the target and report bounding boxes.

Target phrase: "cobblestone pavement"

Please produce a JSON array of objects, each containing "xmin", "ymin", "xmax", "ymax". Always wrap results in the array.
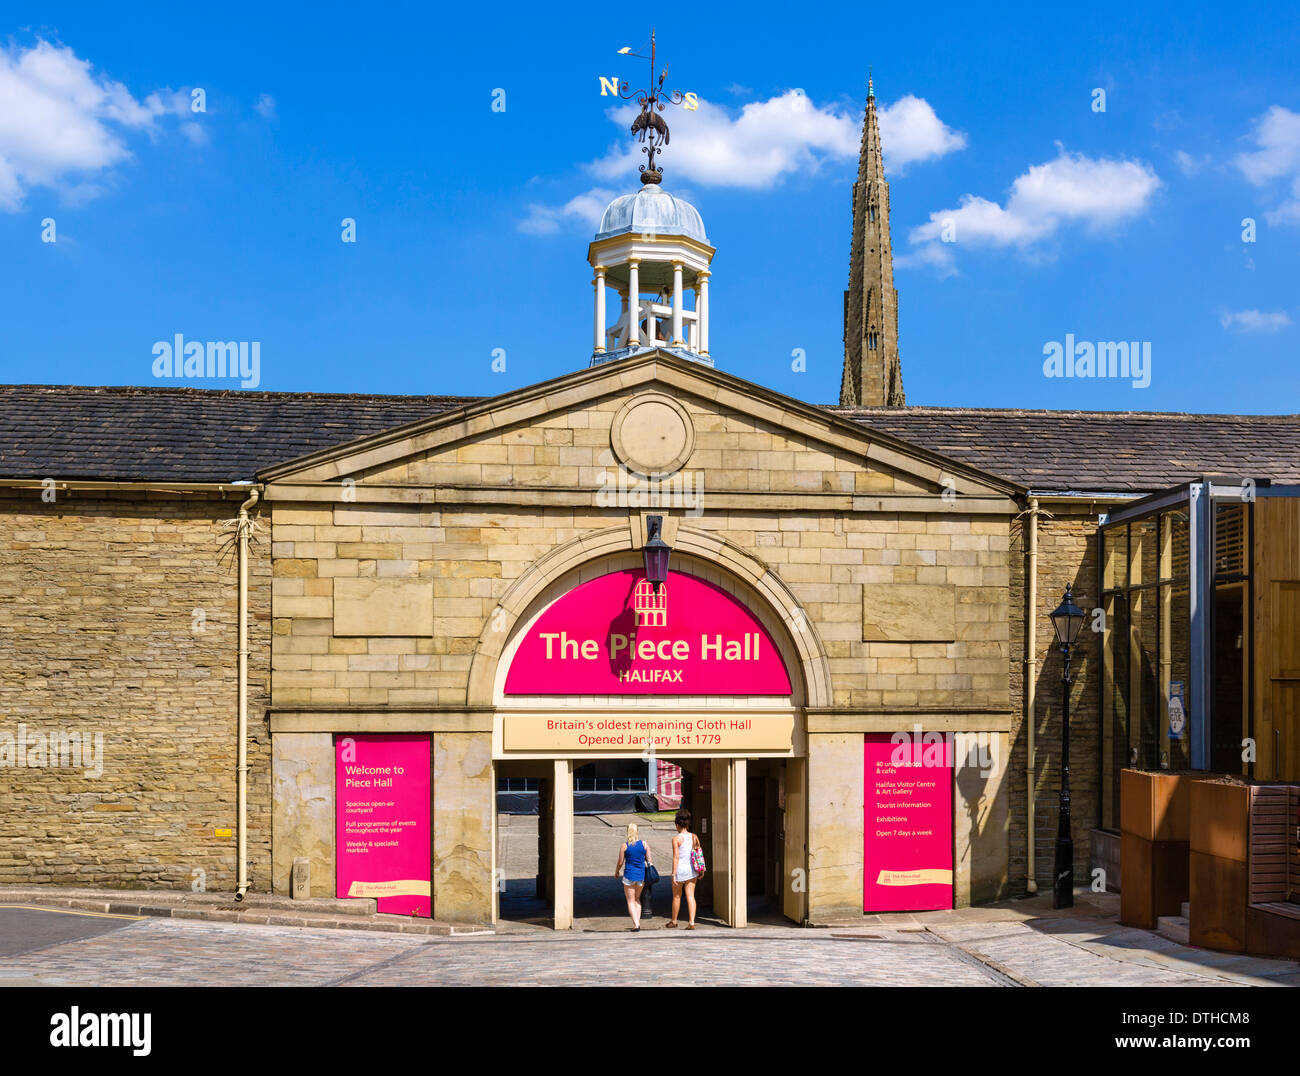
[{"xmin": 2, "ymin": 903, "xmax": 1298, "ymax": 987}]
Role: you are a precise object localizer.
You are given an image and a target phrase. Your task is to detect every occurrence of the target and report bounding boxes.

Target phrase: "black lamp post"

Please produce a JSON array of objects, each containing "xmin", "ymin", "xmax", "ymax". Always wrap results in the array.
[
  {"xmin": 1049, "ymin": 583, "xmax": 1086, "ymax": 909},
  {"xmin": 643, "ymin": 515, "xmax": 671, "ymax": 591}
]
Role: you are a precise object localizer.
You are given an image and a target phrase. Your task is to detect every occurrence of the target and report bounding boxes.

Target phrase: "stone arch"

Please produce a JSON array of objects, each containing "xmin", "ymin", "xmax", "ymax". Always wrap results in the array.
[{"xmin": 466, "ymin": 521, "xmax": 832, "ymax": 709}]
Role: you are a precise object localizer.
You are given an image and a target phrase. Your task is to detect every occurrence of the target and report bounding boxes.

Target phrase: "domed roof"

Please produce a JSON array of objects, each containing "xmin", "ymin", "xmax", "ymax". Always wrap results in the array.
[{"xmin": 596, "ymin": 184, "xmax": 707, "ymax": 243}]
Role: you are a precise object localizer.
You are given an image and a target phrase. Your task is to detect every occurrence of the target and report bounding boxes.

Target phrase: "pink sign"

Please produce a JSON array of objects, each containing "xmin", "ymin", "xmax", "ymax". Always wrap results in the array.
[
  {"xmin": 504, "ymin": 569, "xmax": 791, "ymax": 696},
  {"xmin": 863, "ymin": 732, "xmax": 953, "ymax": 912},
  {"xmin": 656, "ymin": 760, "xmax": 683, "ymax": 809},
  {"xmin": 335, "ymin": 734, "xmax": 431, "ymax": 917}
]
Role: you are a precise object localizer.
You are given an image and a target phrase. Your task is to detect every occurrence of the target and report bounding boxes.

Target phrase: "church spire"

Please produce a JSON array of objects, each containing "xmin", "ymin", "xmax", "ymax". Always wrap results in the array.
[{"xmin": 841, "ymin": 77, "xmax": 905, "ymax": 407}]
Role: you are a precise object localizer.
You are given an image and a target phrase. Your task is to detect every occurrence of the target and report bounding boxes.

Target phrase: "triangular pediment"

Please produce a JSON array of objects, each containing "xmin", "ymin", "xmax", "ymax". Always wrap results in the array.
[{"xmin": 257, "ymin": 351, "xmax": 1019, "ymax": 502}]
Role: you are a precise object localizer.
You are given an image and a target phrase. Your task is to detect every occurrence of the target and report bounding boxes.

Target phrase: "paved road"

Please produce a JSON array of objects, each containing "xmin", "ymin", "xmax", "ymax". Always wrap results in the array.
[
  {"xmin": 0, "ymin": 904, "xmax": 140, "ymax": 958},
  {"xmin": 3, "ymin": 905, "xmax": 1297, "ymax": 987}
]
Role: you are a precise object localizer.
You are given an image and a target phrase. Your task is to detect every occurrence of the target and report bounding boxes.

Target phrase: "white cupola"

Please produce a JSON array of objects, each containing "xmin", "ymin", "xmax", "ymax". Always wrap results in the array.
[{"xmin": 587, "ymin": 179, "xmax": 715, "ymax": 368}]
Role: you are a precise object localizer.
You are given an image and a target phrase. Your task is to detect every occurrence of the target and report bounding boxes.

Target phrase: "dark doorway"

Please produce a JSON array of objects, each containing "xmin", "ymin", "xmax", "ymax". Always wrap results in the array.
[
  {"xmin": 746, "ymin": 759, "xmax": 788, "ymax": 923},
  {"xmin": 1211, "ymin": 585, "xmax": 1247, "ymax": 774}
]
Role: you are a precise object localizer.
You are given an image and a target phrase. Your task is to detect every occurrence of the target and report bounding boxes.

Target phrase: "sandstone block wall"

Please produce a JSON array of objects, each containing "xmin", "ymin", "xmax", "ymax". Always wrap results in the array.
[
  {"xmin": 271, "ymin": 390, "xmax": 1012, "ymax": 715},
  {"xmin": 1007, "ymin": 507, "xmax": 1104, "ymax": 893},
  {"xmin": 0, "ymin": 491, "xmax": 271, "ymax": 891}
]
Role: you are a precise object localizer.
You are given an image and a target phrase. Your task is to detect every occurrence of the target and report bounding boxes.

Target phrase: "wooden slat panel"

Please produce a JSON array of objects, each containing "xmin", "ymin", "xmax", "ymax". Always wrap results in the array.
[
  {"xmin": 1249, "ymin": 783, "xmax": 1291, "ymax": 902},
  {"xmin": 1253, "ymin": 498, "xmax": 1300, "ymax": 779}
]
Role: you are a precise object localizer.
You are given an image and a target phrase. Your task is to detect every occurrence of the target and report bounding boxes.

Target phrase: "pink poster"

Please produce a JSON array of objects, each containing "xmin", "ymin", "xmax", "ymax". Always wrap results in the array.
[
  {"xmin": 504, "ymin": 569, "xmax": 791, "ymax": 696},
  {"xmin": 863, "ymin": 732, "xmax": 953, "ymax": 912},
  {"xmin": 656, "ymin": 760, "xmax": 683, "ymax": 810},
  {"xmin": 335, "ymin": 734, "xmax": 431, "ymax": 917}
]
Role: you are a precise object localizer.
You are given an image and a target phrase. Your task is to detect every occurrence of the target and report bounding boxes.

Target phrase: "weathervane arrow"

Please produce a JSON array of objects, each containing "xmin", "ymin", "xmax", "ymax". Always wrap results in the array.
[{"xmin": 606, "ymin": 28, "xmax": 695, "ymax": 184}]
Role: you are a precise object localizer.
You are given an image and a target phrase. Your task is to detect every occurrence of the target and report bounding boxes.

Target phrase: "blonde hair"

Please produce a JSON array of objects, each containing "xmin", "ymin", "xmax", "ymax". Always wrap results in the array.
[{"xmin": 626, "ymin": 822, "xmax": 639, "ymax": 843}]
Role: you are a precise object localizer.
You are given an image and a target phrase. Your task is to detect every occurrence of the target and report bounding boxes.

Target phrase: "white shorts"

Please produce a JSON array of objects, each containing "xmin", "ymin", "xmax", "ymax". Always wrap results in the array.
[
  {"xmin": 622, "ymin": 876, "xmax": 643, "ymax": 888},
  {"xmin": 674, "ymin": 866, "xmax": 696, "ymax": 883}
]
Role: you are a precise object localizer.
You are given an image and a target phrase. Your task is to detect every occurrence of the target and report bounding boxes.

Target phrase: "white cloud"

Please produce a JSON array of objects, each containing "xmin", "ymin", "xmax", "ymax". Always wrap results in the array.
[
  {"xmin": 1219, "ymin": 308, "xmax": 1292, "ymax": 333},
  {"xmin": 518, "ymin": 186, "xmax": 615, "ymax": 235},
  {"xmin": 1233, "ymin": 105, "xmax": 1300, "ymax": 224},
  {"xmin": 255, "ymin": 93, "xmax": 277, "ymax": 121},
  {"xmin": 586, "ymin": 89, "xmax": 963, "ymax": 190},
  {"xmin": 1174, "ymin": 149, "xmax": 1211, "ymax": 176},
  {"xmin": 907, "ymin": 148, "xmax": 1161, "ymax": 268},
  {"xmin": 877, "ymin": 95, "xmax": 967, "ymax": 171},
  {"xmin": 894, "ymin": 240, "xmax": 958, "ymax": 277},
  {"xmin": 0, "ymin": 39, "xmax": 187, "ymax": 210}
]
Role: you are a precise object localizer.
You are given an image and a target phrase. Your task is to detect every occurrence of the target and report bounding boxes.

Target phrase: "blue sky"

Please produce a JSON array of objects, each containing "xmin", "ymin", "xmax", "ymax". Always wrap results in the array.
[{"xmin": 2, "ymin": 1, "xmax": 1298, "ymax": 413}]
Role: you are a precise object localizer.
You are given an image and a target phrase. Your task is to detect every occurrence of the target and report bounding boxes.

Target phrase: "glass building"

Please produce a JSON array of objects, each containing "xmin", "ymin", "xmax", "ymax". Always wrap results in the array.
[{"xmin": 1098, "ymin": 476, "xmax": 1300, "ymax": 831}]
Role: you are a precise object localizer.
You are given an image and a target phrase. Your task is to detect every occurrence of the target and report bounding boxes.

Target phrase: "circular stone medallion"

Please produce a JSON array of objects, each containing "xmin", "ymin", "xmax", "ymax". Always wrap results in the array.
[{"xmin": 610, "ymin": 392, "xmax": 696, "ymax": 478}]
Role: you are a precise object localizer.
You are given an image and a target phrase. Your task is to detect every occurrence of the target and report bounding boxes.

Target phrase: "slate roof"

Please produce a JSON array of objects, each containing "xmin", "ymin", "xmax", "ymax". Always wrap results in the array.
[
  {"xmin": 1, "ymin": 383, "xmax": 1298, "ymax": 495},
  {"xmin": 835, "ymin": 406, "xmax": 1300, "ymax": 494},
  {"xmin": 0, "ymin": 384, "xmax": 472, "ymax": 483}
]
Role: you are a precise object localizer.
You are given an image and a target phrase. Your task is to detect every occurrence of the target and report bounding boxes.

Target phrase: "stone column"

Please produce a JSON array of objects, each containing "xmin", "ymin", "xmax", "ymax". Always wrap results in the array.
[
  {"xmin": 954, "ymin": 732, "xmax": 1011, "ymax": 906},
  {"xmin": 691, "ymin": 284, "xmax": 701, "ymax": 351},
  {"xmin": 671, "ymin": 261, "xmax": 684, "ymax": 345},
  {"xmin": 271, "ymin": 733, "xmax": 335, "ymax": 897},
  {"xmin": 553, "ymin": 759, "xmax": 574, "ymax": 929},
  {"xmin": 698, "ymin": 270, "xmax": 711, "ymax": 356},
  {"xmin": 433, "ymin": 732, "xmax": 495, "ymax": 925},
  {"xmin": 593, "ymin": 265, "xmax": 606, "ymax": 354},
  {"xmin": 710, "ymin": 759, "xmax": 732, "ymax": 924},
  {"xmin": 732, "ymin": 758, "xmax": 747, "ymax": 928},
  {"xmin": 782, "ymin": 757, "xmax": 808, "ymax": 923},
  {"xmin": 806, "ymin": 733, "xmax": 865, "ymax": 922},
  {"xmin": 627, "ymin": 260, "xmax": 640, "ymax": 347},
  {"xmin": 618, "ymin": 290, "xmax": 629, "ymax": 347}
]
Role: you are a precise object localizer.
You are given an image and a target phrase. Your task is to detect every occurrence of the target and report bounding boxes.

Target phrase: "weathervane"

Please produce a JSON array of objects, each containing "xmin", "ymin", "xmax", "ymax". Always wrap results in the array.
[{"xmin": 605, "ymin": 30, "xmax": 698, "ymax": 185}]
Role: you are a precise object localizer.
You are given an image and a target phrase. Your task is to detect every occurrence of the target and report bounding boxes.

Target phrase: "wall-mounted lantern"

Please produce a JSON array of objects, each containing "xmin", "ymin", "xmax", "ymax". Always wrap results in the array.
[{"xmin": 643, "ymin": 515, "xmax": 671, "ymax": 592}]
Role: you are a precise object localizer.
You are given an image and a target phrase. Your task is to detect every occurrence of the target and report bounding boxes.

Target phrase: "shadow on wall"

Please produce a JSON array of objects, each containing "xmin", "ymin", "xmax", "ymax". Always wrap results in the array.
[
  {"xmin": 955, "ymin": 742, "xmax": 1001, "ymax": 903},
  {"xmin": 1016, "ymin": 525, "xmax": 1101, "ymax": 895}
]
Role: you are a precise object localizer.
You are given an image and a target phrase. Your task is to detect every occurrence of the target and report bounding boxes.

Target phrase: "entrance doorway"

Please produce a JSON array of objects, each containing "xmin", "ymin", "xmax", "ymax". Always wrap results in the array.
[
  {"xmin": 494, "ymin": 759, "xmax": 554, "ymax": 928},
  {"xmin": 495, "ymin": 755, "xmax": 807, "ymax": 930},
  {"xmin": 566, "ymin": 756, "xmax": 719, "ymax": 927},
  {"xmin": 746, "ymin": 759, "xmax": 792, "ymax": 924}
]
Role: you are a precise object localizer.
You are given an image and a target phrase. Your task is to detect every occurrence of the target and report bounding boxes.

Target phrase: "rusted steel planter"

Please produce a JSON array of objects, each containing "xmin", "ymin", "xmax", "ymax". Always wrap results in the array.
[{"xmin": 1119, "ymin": 769, "xmax": 1201, "ymax": 929}]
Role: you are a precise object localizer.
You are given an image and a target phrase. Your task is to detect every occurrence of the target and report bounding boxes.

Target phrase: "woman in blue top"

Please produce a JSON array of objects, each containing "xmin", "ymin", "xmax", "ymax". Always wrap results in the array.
[{"xmin": 615, "ymin": 822, "xmax": 654, "ymax": 931}]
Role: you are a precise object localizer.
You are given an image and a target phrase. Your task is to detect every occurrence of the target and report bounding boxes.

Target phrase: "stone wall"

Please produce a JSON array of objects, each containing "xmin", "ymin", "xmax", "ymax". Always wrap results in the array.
[
  {"xmin": 270, "ymin": 390, "xmax": 1011, "ymax": 714},
  {"xmin": 1006, "ymin": 505, "xmax": 1106, "ymax": 894},
  {"xmin": 0, "ymin": 490, "xmax": 271, "ymax": 891}
]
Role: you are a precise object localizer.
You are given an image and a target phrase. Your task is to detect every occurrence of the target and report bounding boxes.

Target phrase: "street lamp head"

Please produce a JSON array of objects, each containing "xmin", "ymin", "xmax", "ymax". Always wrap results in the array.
[
  {"xmin": 1049, "ymin": 583, "xmax": 1086, "ymax": 649},
  {"xmin": 643, "ymin": 514, "xmax": 671, "ymax": 591}
]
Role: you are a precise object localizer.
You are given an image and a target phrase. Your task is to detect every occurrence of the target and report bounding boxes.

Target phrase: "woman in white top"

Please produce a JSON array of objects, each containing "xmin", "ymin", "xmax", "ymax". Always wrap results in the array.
[{"xmin": 667, "ymin": 807, "xmax": 701, "ymax": 929}]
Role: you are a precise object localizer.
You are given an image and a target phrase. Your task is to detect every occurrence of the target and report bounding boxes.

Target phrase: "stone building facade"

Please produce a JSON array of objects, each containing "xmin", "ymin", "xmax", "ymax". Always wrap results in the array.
[
  {"xmin": 0, "ymin": 487, "xmax": 272, "ymax": 888},
  {"xmin": 259, "ymin": 353, "xmax": 1020, "ymax": 923},
  {"xmin": 2, "ymin": 384, "xmax": 1298, "ymax": 924}
]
